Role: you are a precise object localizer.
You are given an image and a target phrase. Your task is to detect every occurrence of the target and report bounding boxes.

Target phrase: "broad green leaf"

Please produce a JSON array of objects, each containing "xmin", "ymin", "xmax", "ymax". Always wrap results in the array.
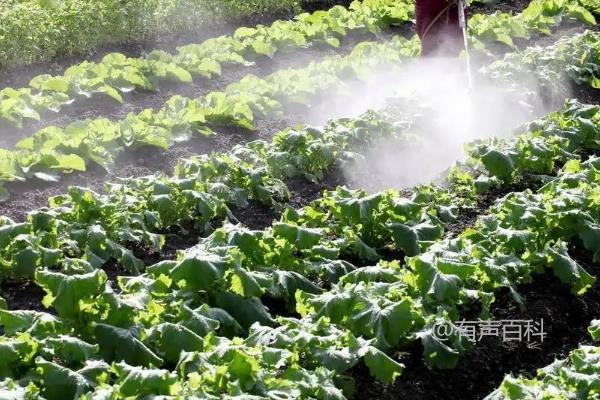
[
  {"xmin": 213, "ymin": 292, "xmax": 276, "ymax": 330},
  {"xmin": 481, "ymin": 149, "xmax": 515, "ymax": 180},
  {"xmin": 364, "ymin": 347, "xmax": 404, "ymax": 383},
  {"xmin": 42, "ymin": 336, "xmax": 98, "ymax": 365},
  {"xmin": 273, "ymin": 223, "xmax": 323, "ymax": 249},
  {"xmin": 546, "ymin": 244, "xmax": 596, "ymax": 295},
  {"xmin": 36, "ymin": 358, "xmax": 93, "ymax": 400},
  {"xmin": 114, "ymin": 362, "xmax": 177, "ymax": 397},
  {"xmin": 589, "ymin": 320, "xmax": 600, "ymax": 341},
  {"xmin": 35, "ymin": 269, "xmax": 107, "ymax": 319},
  {"xmin": 94, "ymin": 323, "xmax": 163, "ymax": 367},
  {"xmin": 171, "ymin": 252, "xmax": 228, "ymax": 291},
  {"xmin": 146, "ymin": 323, "xmax": 204, "ymax": 363}
]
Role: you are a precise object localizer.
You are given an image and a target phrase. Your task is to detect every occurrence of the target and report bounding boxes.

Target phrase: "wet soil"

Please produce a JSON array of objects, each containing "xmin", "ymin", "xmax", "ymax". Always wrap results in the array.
[
  {"xmin": 572, "ymin": 80, "xmax": 600, "ymax": 107},
  {"xmin": 300, "ymin": 0, "xmax": 352, "ymax": 13},
  {"xmin": 446, "ymin": 175, "xmax": 546, "ymax": 238},
  {"xmin": 351, "ymin": 241, "xmax": 600, "ymax": 400},
  {"xmin": 0, "ymin": 116, "xmax": 296, "ymax": 222},
  {"xmin": 469, "ymin": 0, "xmax": 532, "ymax": 16},
  {"xmin": 0, "ymin": 279, "xmax": 47, "ymax": 312},
  {"xmin": 230, "ymin": 166, "xmax": 347, "ymax": 230},
  {"xmin": 0, "ymin": 30, "xmax": 377, "ymax": 148}
]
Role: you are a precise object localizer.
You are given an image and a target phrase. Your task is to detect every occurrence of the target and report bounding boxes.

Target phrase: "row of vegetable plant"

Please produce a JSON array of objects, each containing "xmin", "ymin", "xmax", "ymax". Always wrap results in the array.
[
  {"xmin": 0, "ymin": 0, "xmax": 415, "ymax": 129},
  {"xmin": 483, "ymin": 29, "xmax": 600, "ymax": 100},
  {"xmin": 0, "ymin": 0, "xmax": 303, "ymax": 70},
  {"xmin": 0, "ymin": 96, "xmax": 595, "ymax": 296},
  {"xmin": 1, "ymin": 100, "xmax": 600, "ymax": 398},
  {"xmin": 1, "ymin": 0, "xmax": 595, "ymax": 130},
  {"xmin": 486, "ymin": 320, "xmax": 600, "ymax": 399},
  {"xmin": 3, "ymin": 1, "xmax": 598, "ymax": 201},
  {"xmin": 0, "ymin": 35, "xmax": 420, "ymax": 201},
  {"xmin": 0, "ymin": 104, "xmax": 417, "ymax": 281}
]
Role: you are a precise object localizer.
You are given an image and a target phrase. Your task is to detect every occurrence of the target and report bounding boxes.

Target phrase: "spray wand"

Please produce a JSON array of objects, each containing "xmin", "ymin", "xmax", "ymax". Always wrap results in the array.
[{"xmin": 457, "ymin": 0, "xmax": 473, "ymax": 92}]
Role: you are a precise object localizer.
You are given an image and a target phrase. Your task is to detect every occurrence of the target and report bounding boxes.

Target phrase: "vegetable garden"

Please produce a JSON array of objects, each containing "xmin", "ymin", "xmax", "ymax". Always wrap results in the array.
[{"xmin": 0, "ymin": 0, "xmax": 600, "ymax": 398}]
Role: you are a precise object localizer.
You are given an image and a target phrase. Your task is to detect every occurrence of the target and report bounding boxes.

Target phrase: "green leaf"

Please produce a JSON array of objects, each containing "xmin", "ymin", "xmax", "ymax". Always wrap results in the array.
[
  {"xmin": 114, "ymin": 362, "xmax": 177, "ymax": 397},
  {"xmin": 213, "ymin": 292, "xmax": 276, "ymax": 331},
  {"xmin": 166, "ymin": 64, "xmax": 193, "ymax": 83},
  {"xmin": 171, "ymin": 252, "xmax": 228, "ymax": 291},
  {"xmin": 229, "ymin": 267, "xmax": 266, "ymax": 298},
  {"xmin": 588, "ymin": 320, "xmax": 600, "ymax": 341},
  {"xmin": 388, "ymin": 223, "xmax": 420, "ymax": 256},
  {"xmin": 146, "ymin": 323, "xmax": 204, "ymax": 364},
  {"xmin": 42, "ymin": 336, "xmax": 98, "ymax": 365},
  {"xmin": 30, "ymin": 75, "xmax": 70, "ymax": 93},
  {"xmin": 0, "ymin": 310, "xmax": 65, "ymax": 337},
  {"xmin": 98, "ymin": 85, "xmax": 123, "ymax": 103},
  {"xmin": 351, "ymin": 299, "xmax": 417, "ymax": 350},
  {"xmin": 364, "ymin": 347, "xmax": 404, "ymax": 383},
  {"xmin": 417, "ymin": 316, "xmax": 471, "ymax": 369},
  {"xmin": 273, "ymin": 222, "xmax": 323, "ymax": 249},
  {"xmin": 269, "ymin": 270, "xmax": 322, "ymax": 305},
  {"xmin": 94, "ymin": 323, "xmax": 163, "ymax": 367},
  {"xmin": 546, "ymin": 244, "xmax": 596, "ymax": 295},
  {"xmin": 35, "ymin": 269, "xmax": 107, "ymax": 319},
  {"xmin": 567, "ymin": 5, "xmax": 596, "ymax": 25},
  {"xmin": 481, "ymin": 149, "xmax": 515, "ymax": 180},
  {"xmin": 14, "ymin": 248, "xmax": 41, "ymax": 278},
  {"xmin": 177, "ymin": 304, "xmax": 221, "ymax": 337},
  {"xmin": 54, "ymin": 154, "xmax": 86, "ymax": 171},
  {"xmin": 36, "ymin": 358, "xmax": 93, "ymax": 400}
]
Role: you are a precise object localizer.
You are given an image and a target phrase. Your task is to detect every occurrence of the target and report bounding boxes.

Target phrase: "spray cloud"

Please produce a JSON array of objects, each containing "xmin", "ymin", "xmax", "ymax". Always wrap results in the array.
[{"xmin": 303, "ymin": 56, "xmax": 556, "ymax": 192}]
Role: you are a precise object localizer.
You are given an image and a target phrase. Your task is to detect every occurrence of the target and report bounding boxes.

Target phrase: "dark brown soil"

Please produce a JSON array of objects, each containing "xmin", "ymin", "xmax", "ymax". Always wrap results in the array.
[
  {"xmin": 300, "ymin": 0, "xmax": 352, "ymax": 13},
  {"xmin": 0, "ymin": 279, "xmax": 47, "ymax": 312},
  {"xmin": 571, "ymin": 82, "xmax": 600, "ymax": 106},
  {"xmin": 0, "ymin": 116, "xmax": 295, "ymax": 222},
  {"xmin": 446, "ymin": 175, "xmax": 546, "ymax": 238},
  {"xmin": 351, "ymin": 241, "xmax": 600, "ymax": 400},
  {"xmin": 230, "ymin": 201, "xmax": 280, "ymax": 231},
  {"xmin": 287, "ymin": 166, "xmax": 347, "ymax": 208},
  {"xmin": 261, "ymin": 294, "xmax": 302, "ymax": 318},
  {"xmin": 102, "ymin": 259, "xmax": 124, "ymax": 292},
  {"xmin": 0, "ymin": 30, "xmax": 380, "ymax": 148},
  {"xmin": 230, "ymin": 166, "xmax": 347, "ymax": 230},
  {"xmin": 469, "ymin": 0, "xmax": 532, "ymax": 16}
]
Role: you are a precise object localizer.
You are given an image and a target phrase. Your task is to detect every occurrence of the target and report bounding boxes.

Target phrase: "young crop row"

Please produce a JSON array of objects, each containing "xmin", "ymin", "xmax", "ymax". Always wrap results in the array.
[
  {"xmin": 0, "ymin": 103, "xmax": 418, "ymax": 281},
  {"xmin": 468, "ymin": 0, "xmax": 596, "ymax": 49},
  {"xmin": 0, "ymin": 101, "xmax": 599, "ymax": 398},
  {"xmin": 487, "ymin": 322, "xmax": 600, "ymax": 398},
  {"xmin": 0, "ymin": 0, "xmax": 595, "ymax": 131},
  {"xmin": 0, "ymin": 35, "xmax": 419, "ymax": 202},
  {"xmin": 484, "ymin": 29, "xmax": 600, "ymax": 100},
  {"xmin": 0, "ymin": 78, "xmax": 595, "ymax": 285},
  {"xmin": 0, "ymin": 0, "xmax": 414, "ymax": 130},
  {"xmin": 1, "ymin": 0, "xmax": 597, "ymax": 202},
  {"xmin": 0, "ymin": 0, "xmax": 302, "ymax": 70}
]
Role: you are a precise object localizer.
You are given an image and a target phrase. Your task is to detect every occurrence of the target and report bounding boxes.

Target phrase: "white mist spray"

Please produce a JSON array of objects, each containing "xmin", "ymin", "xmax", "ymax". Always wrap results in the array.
[{"xmin": 324, "ymin": 56, "xmax": 553, "ymax": 192}]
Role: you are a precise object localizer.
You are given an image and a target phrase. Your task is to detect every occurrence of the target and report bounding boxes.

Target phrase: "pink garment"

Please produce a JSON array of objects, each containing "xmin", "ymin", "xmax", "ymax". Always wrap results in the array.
[{"xmin": 415, "ymin": 0, "xmax": 465, "ymax": 56}]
